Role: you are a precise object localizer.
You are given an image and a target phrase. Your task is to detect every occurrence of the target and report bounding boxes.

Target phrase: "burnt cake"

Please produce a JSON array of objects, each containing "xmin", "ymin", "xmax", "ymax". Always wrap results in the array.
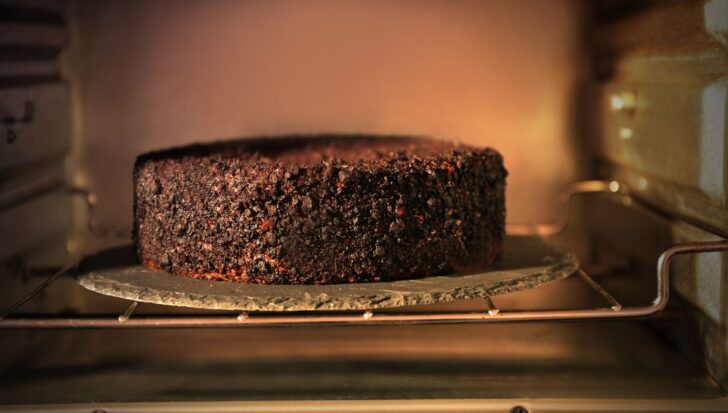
[{"xmin": 133, "ymin": 135, "xmax": 507, "ymax": 284}]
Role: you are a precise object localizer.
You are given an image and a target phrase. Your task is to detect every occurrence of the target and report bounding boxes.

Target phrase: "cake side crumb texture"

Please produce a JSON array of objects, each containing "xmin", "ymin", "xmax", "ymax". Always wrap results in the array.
[{"xmin": 133, "ymin": 135, "xmax": 507, "ymax": 284}]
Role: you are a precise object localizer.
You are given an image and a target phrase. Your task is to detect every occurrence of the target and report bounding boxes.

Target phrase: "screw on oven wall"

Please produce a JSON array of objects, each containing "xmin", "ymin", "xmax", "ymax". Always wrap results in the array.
[
  {"xmin": 511, "ymin": 406, "xmax": 529, "ymax": 413},
  {"xmin": 3, "ymin": 100, "xmax": 35, "ymax": 144}
]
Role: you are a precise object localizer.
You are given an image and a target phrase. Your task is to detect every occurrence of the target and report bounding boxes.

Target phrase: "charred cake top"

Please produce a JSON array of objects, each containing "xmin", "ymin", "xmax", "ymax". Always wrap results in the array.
[{"xmin": 135, "ymin": 135, "xmax": 498, "ymax": 169}]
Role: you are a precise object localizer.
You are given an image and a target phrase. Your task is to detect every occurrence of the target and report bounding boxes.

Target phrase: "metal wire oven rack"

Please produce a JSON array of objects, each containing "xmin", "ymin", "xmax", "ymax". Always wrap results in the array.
[{"xmin": 0, "ymin": 180, "xmax": 726, "ymax": 328}]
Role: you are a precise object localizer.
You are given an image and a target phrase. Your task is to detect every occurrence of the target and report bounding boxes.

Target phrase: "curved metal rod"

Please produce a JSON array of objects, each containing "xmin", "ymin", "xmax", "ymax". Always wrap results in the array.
[
  {"xmin": 507, "ymin": 179, "xmax": 728, "ymax": 318},
  {"xmin": 507, "ymin": 180, "xmax": 628, "ymax": 236},
  {"xmin": 653, "ymin": 239, "xmax": 728, "ymax": 314},
  {"xmin": 66, "ymin": 186, "xmax": 130, "ymax": 239}
]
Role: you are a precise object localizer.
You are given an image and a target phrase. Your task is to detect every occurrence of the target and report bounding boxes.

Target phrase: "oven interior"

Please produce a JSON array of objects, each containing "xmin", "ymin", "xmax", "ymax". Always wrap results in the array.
[{"xmin": 0, "ymin": 0, "xmax": 727, "ymax": 411}]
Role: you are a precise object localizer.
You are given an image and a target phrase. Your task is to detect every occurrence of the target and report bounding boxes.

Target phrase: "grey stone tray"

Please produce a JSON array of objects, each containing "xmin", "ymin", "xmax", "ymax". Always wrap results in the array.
[{"xmin": 76, "ymin": 235, "xmax": 578, "ymax": 312}]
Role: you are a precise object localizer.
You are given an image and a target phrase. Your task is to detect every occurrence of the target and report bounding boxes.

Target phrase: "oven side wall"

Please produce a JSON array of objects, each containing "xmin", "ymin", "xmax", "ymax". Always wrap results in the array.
[{"xmin": 590, "ymin": 0, "xmax": 728, "ymax": 389}]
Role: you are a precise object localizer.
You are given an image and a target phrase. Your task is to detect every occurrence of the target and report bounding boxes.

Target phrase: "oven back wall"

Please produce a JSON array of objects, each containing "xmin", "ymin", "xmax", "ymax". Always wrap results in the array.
[{"xmin": 66, "ymin": 0, "xmax": 586, "ymax": 237}]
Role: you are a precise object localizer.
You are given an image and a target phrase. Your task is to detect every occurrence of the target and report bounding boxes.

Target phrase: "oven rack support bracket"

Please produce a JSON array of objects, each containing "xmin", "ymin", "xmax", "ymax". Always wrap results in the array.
[{"xmin": 1, "ymin": 180, "xmax": 726, "ymax": 328}]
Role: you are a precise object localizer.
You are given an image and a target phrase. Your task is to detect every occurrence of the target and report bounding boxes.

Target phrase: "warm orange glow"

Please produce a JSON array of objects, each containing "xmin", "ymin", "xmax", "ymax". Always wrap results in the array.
[{"xmin": 70, "ymin": 0, "xmax": 586, "ymax": 228}]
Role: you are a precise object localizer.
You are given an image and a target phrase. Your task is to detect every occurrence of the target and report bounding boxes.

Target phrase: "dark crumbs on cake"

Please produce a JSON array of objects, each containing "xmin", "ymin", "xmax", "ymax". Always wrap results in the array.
[{"xmin": 133, "ymin": 135, "xmax": 507, "ymax": 285}]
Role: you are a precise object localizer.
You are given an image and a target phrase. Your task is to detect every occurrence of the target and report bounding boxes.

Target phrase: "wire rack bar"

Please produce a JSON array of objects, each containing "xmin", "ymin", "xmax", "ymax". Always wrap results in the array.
[
  {"xmin": 507, "ymin": 180, "xmax": 623, "ymax": 237},
  {"xmin": 483, "ymin": 295, "xmax": 500, "ymax": 316},
  {"xmin": 117, "ymin": 301, "xmax": 139, "ymax": 323},
  {"xmin": 0, "ymin": 258, "xmax": 81, "ymax": 320},
  {"xmin": 576, "ymin": 269, "xmax": 622, "ymax": 311},
  {"xmin": 1, "ymin": 180, "xmax": 726, "ymax": 328}
]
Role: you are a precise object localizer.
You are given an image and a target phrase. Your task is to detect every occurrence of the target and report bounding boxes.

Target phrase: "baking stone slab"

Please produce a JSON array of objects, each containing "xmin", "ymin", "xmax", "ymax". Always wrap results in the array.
[{"xmin": 76, "ymin": 235, "xmax": 578, "ymax": 311}]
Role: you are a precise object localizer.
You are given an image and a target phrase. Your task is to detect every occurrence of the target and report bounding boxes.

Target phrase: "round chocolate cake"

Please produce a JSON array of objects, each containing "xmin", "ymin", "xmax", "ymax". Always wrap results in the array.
[{"xmin": 133, "ymin": 135, "xmax": 507, "ymax": 284}]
